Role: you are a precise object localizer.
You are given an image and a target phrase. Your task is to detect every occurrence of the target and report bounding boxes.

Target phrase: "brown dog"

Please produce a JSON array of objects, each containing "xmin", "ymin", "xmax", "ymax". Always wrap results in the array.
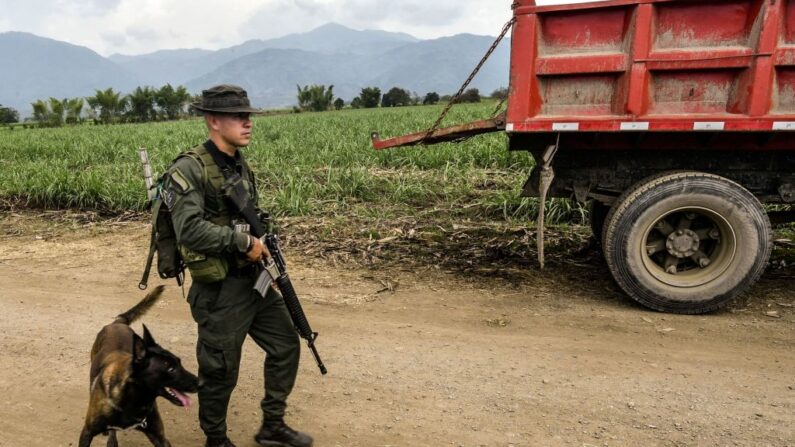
[{"xmin": 78, "ymin": 285, "xmax": 200, "ymax": 447}]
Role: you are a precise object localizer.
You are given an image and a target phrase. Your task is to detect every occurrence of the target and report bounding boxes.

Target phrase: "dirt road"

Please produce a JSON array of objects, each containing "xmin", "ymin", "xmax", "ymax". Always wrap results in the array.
[{"xmin": 0, "ymin": 215, "xmax": 793, "ymax": 447}]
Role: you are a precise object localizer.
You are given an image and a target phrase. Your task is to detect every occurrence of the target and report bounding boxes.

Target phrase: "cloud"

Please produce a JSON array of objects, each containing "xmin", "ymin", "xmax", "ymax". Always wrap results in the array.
[
  {"xmin": 99, "ymin": 31, "xmax": 129, "ymax": 48},
  {"xmin": 239, "ymin": 0, "xmax": 513, "ymax": 43},
  {"xmin": 56, "ymin": 0, "xmax": 124, "ymax": 16},
  {"xmin": 0, "ymin": 0, "xmax": 593, "ymax": 55}
]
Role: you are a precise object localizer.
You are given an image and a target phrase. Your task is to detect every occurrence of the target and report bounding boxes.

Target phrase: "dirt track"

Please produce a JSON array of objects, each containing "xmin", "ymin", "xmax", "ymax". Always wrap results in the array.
[{"xmin": 0, "ymin": 215, "xmax": 793, "ymax": 447}]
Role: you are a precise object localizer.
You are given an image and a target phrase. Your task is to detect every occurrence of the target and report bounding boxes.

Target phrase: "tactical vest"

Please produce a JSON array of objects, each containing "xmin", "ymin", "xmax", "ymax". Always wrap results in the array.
[{"xmin": 175, "ymin": 144, "xmax": 257, "ymax": 283}]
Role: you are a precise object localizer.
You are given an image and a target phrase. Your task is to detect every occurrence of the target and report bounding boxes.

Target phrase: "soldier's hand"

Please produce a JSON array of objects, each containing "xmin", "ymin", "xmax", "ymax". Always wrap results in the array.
[{"xmin": 246, "ymin": 236, "xmax": 265, "ymax": 262}]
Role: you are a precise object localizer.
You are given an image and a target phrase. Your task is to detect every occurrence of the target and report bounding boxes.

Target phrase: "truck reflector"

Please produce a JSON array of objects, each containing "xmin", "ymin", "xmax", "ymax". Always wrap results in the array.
[
  {"xmin": 620, "ymin": 122, "xmax": 649, "ymax": 131},
  {"xmin": 773, "ymin": 122, "xmax": 795, "ymax": 131},
  {"xmin": 552, "ymin": 123, "xmax": 579, "ymax": 131},
  {"xmin": 694, "ymin": 122, "xmax": 725, "ymax": 131}
]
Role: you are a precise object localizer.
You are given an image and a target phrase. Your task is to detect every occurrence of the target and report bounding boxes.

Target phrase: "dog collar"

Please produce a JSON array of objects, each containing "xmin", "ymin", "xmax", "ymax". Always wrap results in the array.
[{"xmin": 107, "ymin": 417, "xmax": 147, "ymax": 432}]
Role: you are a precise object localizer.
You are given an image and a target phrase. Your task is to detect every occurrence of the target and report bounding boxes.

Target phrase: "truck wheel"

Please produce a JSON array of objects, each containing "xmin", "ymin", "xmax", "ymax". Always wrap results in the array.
[
  {"xmin": 589, "ymin": 200, "xmax": 610, "ymax": 246},
  {"xmin": 603, "ymin": 172, "xmax": 771, "ymax": 314}
]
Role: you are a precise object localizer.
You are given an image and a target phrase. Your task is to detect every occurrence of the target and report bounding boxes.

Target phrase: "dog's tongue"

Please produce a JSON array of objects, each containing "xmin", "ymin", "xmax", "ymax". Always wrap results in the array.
[{"xmin": 172, "ymin": 389, "xmax": 191, "ymax": 408}]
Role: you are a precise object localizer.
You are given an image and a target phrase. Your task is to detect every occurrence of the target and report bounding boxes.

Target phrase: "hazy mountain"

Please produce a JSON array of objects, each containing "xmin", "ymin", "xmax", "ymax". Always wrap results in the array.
[
  {"xmin": 1, "ymin": 24, "xmax": 510, "ymax": 116},
  {"xmin": 0, "ymin": 32, "xmax": 139, "ymax": 116},
  {"xmin": 367, "ymin": 34, "xmax": 510, "ymax": 100},
  {"xmin": 185, "ymin": 48, "xmax": 364, "ymax": 108},
  {"xmin": 108, "ymin": 48, "xmax": 212, "ymax": 86},
  {"xmin": 258, "ymin": 22, "xmax": 418, "ymax": 55},
  {"xmin": 186, "ymin": 33, "xmax": 510, "ymax": 108},
  {"xmin": 110, "ymin": 23, "xmax": 419, "ymax": 86}
]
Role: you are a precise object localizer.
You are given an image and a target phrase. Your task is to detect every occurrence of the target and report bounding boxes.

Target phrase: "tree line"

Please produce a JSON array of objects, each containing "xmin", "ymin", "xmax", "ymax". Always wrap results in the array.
[
  {"xmin": 5, "ymin": 84, "xmax": 195, "ymax": 128},
  {"xmin": 2, "ymin": 84, "xmax": 511, "ymax": 128},
  {"xmin": 296, "ymin": 85, "xmax": 509, "ymax": 112}
]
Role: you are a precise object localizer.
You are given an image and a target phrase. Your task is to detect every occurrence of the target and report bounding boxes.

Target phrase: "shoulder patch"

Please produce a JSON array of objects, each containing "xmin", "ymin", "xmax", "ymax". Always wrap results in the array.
[
  {"xmin": 161, "ymin": 188, "xmax": 177, "ymax": 210},
  {"xmin": 169, "ymin": 168, "xmax": 193, "ymax": 194}
]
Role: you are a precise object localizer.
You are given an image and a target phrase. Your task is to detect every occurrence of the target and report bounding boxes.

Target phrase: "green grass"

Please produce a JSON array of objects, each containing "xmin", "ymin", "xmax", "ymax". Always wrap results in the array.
[{"xmin": 0, "ymin": 102, "xmax": 585, "ymax": 224}]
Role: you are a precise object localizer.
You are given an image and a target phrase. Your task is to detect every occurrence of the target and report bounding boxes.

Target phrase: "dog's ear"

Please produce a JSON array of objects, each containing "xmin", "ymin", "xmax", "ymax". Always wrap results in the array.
[
  {"xmin": 132, "ymin": 334, "xmax": 147, "ymax": 365},
  {"xmin": 142, "ymin": 324, "xmax": 157, "ymax": 348}
]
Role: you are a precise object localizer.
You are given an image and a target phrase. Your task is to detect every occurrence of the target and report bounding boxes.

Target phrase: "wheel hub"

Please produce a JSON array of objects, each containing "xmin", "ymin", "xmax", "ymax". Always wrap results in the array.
[{"xmin": 666, "ymin": 229, "xmax": 700, "ymax": 258}]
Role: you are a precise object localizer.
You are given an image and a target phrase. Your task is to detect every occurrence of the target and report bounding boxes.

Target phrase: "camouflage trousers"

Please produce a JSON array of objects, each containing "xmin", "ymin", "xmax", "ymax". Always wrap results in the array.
[{"xmin": 187, "ymin": 275, "xmax": 300, "ymax": 439}]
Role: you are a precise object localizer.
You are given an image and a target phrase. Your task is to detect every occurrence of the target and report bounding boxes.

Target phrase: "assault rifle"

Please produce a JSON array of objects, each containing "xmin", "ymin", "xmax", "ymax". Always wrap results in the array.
[{"xmin": 221, "ymin": 174, "xmax": 328, "ymax": 376}]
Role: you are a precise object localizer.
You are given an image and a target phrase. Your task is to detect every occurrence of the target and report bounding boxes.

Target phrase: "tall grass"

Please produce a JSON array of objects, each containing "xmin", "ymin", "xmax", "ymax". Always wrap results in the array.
[{"xmin": 0, "ymin": 102, "xmax": 585, "ymax": 224}]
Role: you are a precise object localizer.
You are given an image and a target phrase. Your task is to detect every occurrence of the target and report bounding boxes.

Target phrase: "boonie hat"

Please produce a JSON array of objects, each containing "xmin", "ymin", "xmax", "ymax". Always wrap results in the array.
[{"xmin": 191, "ymin": 84, "xmax": 261, "ymax": 114}]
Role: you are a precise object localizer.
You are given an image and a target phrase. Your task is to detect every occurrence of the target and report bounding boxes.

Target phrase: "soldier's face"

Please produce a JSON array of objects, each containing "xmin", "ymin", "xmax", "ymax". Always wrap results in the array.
[{"xmin": 209, "ymin": 113, "xmax": 252, "ymax": 147}]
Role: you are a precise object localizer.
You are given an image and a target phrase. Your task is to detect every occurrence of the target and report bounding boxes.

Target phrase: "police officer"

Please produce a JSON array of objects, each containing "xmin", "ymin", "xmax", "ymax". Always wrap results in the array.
[{"xmin": 165, "ymin": 85, "xmax": 313, "ymax": 447}]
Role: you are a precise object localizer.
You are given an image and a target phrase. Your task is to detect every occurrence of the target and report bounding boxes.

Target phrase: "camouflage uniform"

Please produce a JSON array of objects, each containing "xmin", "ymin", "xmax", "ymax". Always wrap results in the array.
[{"xmin": 166, "ymin": 140, "xmax": 301, "ymax": 441}]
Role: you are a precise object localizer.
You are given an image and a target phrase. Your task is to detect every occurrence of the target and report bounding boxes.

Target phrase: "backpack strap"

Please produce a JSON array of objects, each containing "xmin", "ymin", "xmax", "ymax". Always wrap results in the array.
[
  {"xmin": 177, "ymin": 148, "xmax": 227, "ymax": 193},
  {"xmin": 175, "ymin": 150, "xmax": 206, "ymax": 181}
]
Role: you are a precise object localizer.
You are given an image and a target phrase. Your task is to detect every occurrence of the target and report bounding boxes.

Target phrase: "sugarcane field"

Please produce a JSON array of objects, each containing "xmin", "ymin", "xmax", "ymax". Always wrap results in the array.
[{"xmin": 1, "ymin": 1, "xmax": 795, "ymax": 446}]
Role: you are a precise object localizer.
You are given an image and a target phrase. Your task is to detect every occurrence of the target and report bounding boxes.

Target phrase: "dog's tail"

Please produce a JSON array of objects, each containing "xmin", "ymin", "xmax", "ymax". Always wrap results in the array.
[{"xmin": 114, "ymin": 285, "xmax": 166, "ymax": 325}]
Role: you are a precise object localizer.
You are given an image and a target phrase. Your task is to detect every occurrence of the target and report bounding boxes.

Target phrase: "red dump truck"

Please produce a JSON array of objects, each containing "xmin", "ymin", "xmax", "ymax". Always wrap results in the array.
[{"xmin": 373, "ymin": 0, "xmax": 795, "ymax": 314}]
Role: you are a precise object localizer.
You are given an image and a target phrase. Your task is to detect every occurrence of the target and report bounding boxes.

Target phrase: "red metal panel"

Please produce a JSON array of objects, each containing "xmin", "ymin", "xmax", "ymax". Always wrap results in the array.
[
  {"xmin": 652, "ymin": 0, "xmax": 761, "ymax": 49},
  {"xmin": 774, "ymin": 48, "xmax": 795, "ymax": 65},
  {"xmin": 747, "ymin": 0, "xmax": 781, "ymax": 116},
  {"xmin": 539, "ymin": 74, "xmax": 621, "ymax": 115},
  {"xmin": 506, "ymin": 13, "xmax": 540, "ymax": 124},
  {"xmin": 649, "ymin": 69, "xmax": 745, "ymax": 115},
  {"xmin": 785, "ymin": 0, "xmax": 795, "ymax": 43},
  {"xmin": 627, "ymin": 3, "xmax": 653, "ymax": 115},
  {"xmin": 510, "ymin": 118, "xmax": 795, "ymax": 134},
  {"xmin": 515, "ymin": 0, "xmax": 675, "ymax": 15},
  {"xmin": 538, "ymin": 5, "xmax": 632, "ymax": 55},
  {"xmin": 506, "ymin": 0, "xmax": 795, "ymax": 133},
  {"xmin": 775, "ymin": 67, "xmax": 795, "ymax": 113},
  {"xmin": 536, "ymin": 53, "xmax": 629, "ymax": 75}
]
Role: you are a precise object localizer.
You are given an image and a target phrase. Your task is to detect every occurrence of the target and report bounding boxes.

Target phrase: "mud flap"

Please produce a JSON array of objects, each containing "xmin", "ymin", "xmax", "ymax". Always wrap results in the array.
[{"xmin": 536, "ymin": 134, "xmax": 560, "ymax": 270}]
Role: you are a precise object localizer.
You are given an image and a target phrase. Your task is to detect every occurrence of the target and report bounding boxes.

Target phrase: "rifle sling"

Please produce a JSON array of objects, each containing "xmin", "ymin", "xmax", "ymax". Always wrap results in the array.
[
  {"xmin": 202, "ymin": 140, "xmax": 266, "ymax": 237},
  {"xmin": 139, "ymin": 200, "xmax": 160, "ymax": 290}
]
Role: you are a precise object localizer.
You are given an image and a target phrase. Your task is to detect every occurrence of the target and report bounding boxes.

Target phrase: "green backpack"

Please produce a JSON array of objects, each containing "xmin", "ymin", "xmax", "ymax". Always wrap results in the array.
[{"xmin": 139, "ymin": 174, "xmax": 185, "ymax": 290}]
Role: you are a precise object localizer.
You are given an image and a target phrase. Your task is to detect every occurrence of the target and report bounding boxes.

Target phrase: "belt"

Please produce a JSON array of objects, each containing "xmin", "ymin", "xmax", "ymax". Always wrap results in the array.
[{"xmin": 227, "ymin": 262, "xmax": 259, "ymax": 278}]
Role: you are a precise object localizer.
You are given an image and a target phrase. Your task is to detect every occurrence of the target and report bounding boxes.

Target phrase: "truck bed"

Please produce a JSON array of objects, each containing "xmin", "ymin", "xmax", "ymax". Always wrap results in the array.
[{"xmin": 507, "ymin": 0, "xmax": 795, "ymax": 133}]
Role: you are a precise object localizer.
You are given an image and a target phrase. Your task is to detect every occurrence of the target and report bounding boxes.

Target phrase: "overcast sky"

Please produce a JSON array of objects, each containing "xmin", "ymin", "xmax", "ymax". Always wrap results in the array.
[{"xmin": 0, "ymin": 0, "xmax": 592, "ymax": 56}]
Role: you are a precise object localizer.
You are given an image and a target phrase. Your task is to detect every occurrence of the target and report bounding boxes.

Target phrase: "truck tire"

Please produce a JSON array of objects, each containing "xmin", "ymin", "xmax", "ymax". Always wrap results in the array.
[{"xmin": 603, "ymin": 172, "xmax": 772, "ymax": 314}]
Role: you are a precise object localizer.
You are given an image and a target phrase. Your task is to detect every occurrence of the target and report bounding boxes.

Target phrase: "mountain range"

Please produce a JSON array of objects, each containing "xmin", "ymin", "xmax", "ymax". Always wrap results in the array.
[{"xmin": 0, "ymin": 23, "xmax": 510, "ymax": 117}]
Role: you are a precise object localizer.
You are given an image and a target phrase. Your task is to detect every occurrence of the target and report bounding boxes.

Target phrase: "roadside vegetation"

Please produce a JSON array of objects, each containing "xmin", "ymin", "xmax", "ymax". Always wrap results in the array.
[
  {"xmin": 0, "ymin": 101, "xmax": 573, "ymax": 220},
  {"xmin": 1, "ymin": 99, "xmax": 790, "ymax": 271}
]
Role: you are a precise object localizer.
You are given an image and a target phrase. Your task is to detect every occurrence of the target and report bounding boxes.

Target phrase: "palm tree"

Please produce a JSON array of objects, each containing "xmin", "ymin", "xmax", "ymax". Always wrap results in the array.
[
  {"xmin": 296, "ymin": 84, "xmax": 335, "ymax": 112},
  {"xmin": 127, "ymin": 86, "xmax": 157, "ymax": 122},
  {"xmin": 155, "ymin": 84, "xmax": 193, "ymax": 120},
  {"xmin": 87, "ymin": 88, "xmax": 128, "ymax": 124},
  {"xmin": 65, "ymin": 98, "xmax": 84, "ymax": 124},
  {"xmin": 31, "ymin": 100, "xmax": 49, "ymax": 124},
  {"xmin": 47, "ymin": 98, "xmax": 66, "ymax": 127},
  {"xmin": 173, "ymin": 85, "xmax": 192, "ymax": 118}
]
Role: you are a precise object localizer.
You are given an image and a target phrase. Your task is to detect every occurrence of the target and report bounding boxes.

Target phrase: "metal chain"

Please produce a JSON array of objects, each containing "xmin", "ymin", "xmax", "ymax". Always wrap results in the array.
[
  {"xmin": 421, "ymin": 17, "xmax": 516, "ymax": 143},
  {"xmin": 491, "ymin": 93, "xmax": 509, "ymax": 118}
]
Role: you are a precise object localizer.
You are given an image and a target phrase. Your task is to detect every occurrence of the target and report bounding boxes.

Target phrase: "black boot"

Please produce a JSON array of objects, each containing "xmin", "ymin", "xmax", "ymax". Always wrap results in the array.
[
  {"xmin": 254, "ymin": 419, "xmax": 313, "ymax": 447},
  {"xmin": 205, "ymin": 436, "xmax": 237, "ymax": 447}
]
